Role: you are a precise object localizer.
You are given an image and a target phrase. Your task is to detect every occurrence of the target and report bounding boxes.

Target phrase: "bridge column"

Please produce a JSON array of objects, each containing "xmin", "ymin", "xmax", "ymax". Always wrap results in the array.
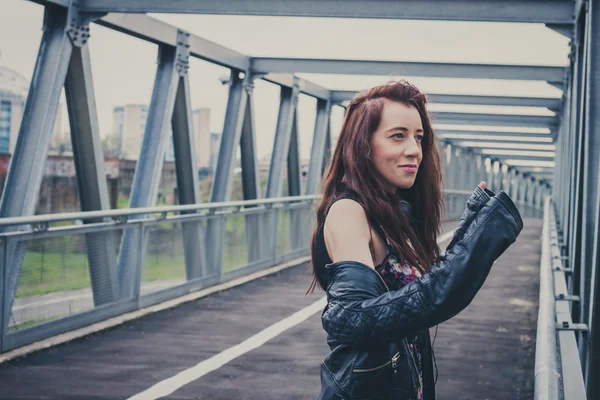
[
  {"xmin": 486, "ymin": 158, "xmax": 495, "ymax": 193},
  {"xmin": 117, "ymin": 35, "xmax": 186, "ymax": 299},
  {"xmin": 206, "ymin": 73, "xmax": 250, "ymax": 275},
  {"xmin": 264, "ymin": 81, "xmax": 301, "ymax": 259},
  {"xmin": 305, "ymin": 99, "xmax": 331, "ymax": 195},
  {"xmin": 170, "ymin": 34, "xmax": 208, "ymax": 281},
  {"xmin": 64, "ymin": 11, "xmax": 120, "ymax": 306},
  {"xmin": 0, "ymin": 6, "xmax": 75, "ymax": 324},
  {"xmin": 580, "ymin": 1, "xmax": 600, "ymax": 393}
]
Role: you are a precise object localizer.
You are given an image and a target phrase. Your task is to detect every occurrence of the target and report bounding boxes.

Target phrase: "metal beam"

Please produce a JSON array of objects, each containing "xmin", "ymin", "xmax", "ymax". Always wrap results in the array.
[
  {"xmin": 118, "ymin": 43, "xmax": 181, "ymax": 299},
  {"xmin": 171, "ymin": 60, "xmax": 208, "ymax": 280},
  {"xmin": 432, "ymin": 112, "xmax": 559, "ymax": 128},
  {"xmin": 97, "ymin": 14, "xmax": 249, "ymax": 71},
  {"xmin": 437, "ymin": 130, "xmax": 554, "ymax": 141},
  {"xmin": 238, "ymin": 85, "xmax": 264, "ymax": 263},
  {"xmin": 77, "ymin": 0, "xmax": 574, "ymax": 24},
  {"xmin": 486, "ymin": 154, "xmax": 556, "ymax": 162},
  {"xmin": 262, "ymin": 73, "xmax": 330, "ymax": 101},
  {"xmin": 331, "ymin": 91, "xmax": 562, "ymax": 108},
  {"xmin": 206, "ymin": 73, "xmax": 249, "ymax": 272},
  {"xmin": 65, "ymin": 43, "xmax": 118, "ymax": 306},
  {"xmin": 266, "ymin": 83, "xmax": 300, "ymax": 198},
  {"xmin": 305, "ymin": 99, "xmax": 331, "ymax": 195},
  {"xmin": 444, "ymin": 139, "xmax": 556, "ymax": 149},
  {"xmin": 0, "ymin": 6, "xmax": 73, "ymax": 321},
  {"xmin": 252, "ymin": 58, "xmax": 565, "ymax": 82},
  {"xmin": 582, "ymin": 1, "xmax": 600, "ymax": 394}
]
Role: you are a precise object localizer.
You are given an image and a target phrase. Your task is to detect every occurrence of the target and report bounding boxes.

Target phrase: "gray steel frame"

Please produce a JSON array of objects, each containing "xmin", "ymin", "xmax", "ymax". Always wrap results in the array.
[
  {"xmin": 70, "ymin": 0, "xmax": 575, "ymax": 24},
  {"xmin": 2, "ymin": 1, "xmax": 562, "ymax": 385}
]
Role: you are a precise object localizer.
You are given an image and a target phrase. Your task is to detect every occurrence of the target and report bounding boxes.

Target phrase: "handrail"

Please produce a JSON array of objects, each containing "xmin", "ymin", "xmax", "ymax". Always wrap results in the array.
[
  {"xmin": 0, "ymin": 189, "xmax": 480, "ymax": 229},
  {"xmin": 0, "ymin": 195, "xmax": 319, "ymax": 228},
  {"xmin": 534, "ymin": 196, "xmax": 560, "ymax": 400},
  {"xmin": 534, "ymin": 197, "xmax": 587, "ymax": 399}
]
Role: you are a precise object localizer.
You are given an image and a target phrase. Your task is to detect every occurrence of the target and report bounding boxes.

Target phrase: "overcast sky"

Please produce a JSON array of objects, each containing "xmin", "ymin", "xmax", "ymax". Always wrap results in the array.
[{"xmin": 1, "ymin": 0, "xmax": 569, "ymax": 161}]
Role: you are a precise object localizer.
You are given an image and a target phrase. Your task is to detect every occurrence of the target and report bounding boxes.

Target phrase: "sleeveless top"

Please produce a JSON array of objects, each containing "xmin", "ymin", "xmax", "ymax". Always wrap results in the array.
[{"xmin": 314, "ymin": 185, "xmax": 426, "ymax": 400}]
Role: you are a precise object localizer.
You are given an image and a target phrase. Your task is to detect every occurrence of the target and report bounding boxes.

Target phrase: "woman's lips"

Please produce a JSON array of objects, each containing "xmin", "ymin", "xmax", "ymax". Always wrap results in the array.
[{"xmin": 400, "ymin": 165, "xmax": 418, "ymax": 173}]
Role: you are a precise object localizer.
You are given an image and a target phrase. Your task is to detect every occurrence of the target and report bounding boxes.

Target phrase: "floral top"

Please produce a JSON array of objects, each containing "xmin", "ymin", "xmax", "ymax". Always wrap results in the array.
[{"xmin": 375, "ymin": 245, "xmax": 425, "ymax": 400}]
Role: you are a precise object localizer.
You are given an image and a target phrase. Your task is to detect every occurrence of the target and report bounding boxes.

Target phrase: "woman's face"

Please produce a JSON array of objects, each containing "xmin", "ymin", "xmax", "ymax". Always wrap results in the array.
[{"xmin": 370, "ymin": 100, "xmax": 424, "ymax": 191}]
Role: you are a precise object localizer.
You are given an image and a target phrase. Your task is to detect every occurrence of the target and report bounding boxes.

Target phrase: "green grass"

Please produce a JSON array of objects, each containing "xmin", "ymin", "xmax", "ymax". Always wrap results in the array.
[
  {"xmin": 8, "ymin": 317, "xmax": 57, "ymax": 332},
  {"xmin": 16, "ymin": 220, "xmax": 252, "ymax": 298}
]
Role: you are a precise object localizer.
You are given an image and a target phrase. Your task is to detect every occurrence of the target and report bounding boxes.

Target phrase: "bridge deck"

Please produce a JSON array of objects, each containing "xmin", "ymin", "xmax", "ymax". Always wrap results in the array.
[{"xmin": 0, "ymin": 219, "xmax": 541, "ymax": 400}]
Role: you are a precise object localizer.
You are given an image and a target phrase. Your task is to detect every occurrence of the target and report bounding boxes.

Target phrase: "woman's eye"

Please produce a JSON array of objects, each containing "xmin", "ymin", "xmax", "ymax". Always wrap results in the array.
[
  {"xmin": 391, "ymin": 133, "xmax": 405, "ymax": 139},
  {"xmin": 416, "ymin": 135, "xmax": 424, "ymax": 141}
]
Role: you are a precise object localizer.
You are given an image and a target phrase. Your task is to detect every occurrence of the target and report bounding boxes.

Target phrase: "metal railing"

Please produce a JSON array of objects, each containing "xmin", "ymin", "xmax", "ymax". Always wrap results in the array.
[
  {"xmin": 0, "ymin": 188, "xmax": 541, "ymax": 353},
  {"xmin": 0, "ymin": 195, "xmax": 318, "ymax": 352},
  {"xmin": 534, "ymin": 197, "xmax": 587, "ymax": 399}
]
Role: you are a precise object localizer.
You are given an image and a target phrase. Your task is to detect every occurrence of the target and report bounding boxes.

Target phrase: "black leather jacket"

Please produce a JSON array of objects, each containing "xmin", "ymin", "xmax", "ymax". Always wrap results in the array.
[{"xmin": 318, "ymin": 187, "xmax": 523, "ymax": 400}]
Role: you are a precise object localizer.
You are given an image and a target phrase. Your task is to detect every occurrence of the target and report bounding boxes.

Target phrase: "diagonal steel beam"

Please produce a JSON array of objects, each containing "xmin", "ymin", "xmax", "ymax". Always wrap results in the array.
[
  {"xmin": 74, "ymin": 0, "xmax": 574, "ymax": 24},
  {"xmin": 432, "ymin": 112, "xmax": 559, "ymax": 128},
  {"xmin": 0, "ymin": 6, "xmax": 73, "ymax": 327},
  {"xmin": 118, "ymin": 42, "xmax": 182, "ymax": 299},
  {"xmin": 171, "ymin": 45, "xmax": 208, "ymax": 281},
  {"xmin": 305, "ymin": 99, "xmax": 331, "ymax": 195},
  {"xmin": 252, "ymin": 58, "xmax": 566, "ymax": 82},
  {"xmin": 65, "ymin": 41, "xmax": 118, "ymax": 306},
  {"xmin": 331, "ymin": 91, "xmax": 563, "ymax": 109}
]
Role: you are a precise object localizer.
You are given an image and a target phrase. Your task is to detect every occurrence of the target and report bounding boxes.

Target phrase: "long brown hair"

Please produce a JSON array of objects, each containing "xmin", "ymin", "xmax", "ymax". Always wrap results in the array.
[{"xmin": 307, "ymin": 80, "xmax": 444, "ymax": 293}]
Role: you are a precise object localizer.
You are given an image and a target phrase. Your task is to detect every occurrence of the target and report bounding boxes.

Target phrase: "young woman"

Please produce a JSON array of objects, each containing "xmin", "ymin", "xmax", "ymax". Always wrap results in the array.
[{"xmin": 308, "ymin": 81, "xmax": 523, "ymax": 400}]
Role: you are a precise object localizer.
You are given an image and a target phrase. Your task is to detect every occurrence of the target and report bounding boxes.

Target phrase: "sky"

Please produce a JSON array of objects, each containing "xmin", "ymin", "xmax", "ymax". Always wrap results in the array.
[{"xmin": 0, "ymin": 0, "xmax": 569, "ymax": 162}]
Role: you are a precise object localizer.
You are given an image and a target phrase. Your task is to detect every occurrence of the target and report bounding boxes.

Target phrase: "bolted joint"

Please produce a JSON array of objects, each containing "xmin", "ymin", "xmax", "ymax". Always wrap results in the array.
[
  {"xmin": 65, "ymin": 0, "xmax": 105, "ymax": 47},
  {"xmin": 175, "ymin": 29, "xmax": 191, "ymax": 77},
  {"xmin": 243, "ymin": 72, "xmax": 266, "ymax": 95}
]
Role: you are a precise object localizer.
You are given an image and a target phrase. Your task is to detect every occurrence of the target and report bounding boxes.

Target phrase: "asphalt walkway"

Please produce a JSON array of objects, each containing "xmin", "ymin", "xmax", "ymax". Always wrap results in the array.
[{"xmin": 0, "ymin": 219, "xmax": 541, "ymax": 400}]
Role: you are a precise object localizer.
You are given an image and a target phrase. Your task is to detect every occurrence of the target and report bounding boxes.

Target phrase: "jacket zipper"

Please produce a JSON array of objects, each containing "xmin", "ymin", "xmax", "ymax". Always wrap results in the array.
[
  {"xmin": 353, "ymin": 352, "xmax": 401, "ymax": 373},
  {"xmin": 353, "ymin": 263, "xmax": 422, "ymax": 387}
]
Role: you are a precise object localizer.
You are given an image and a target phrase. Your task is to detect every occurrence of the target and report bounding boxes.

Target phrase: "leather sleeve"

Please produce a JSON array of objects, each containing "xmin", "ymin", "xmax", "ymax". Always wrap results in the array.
[
  {"xmin": 446, "ymin": 186, "xmax": 492, "ymax": 249},
  {"xmin": 321, "ymin": 191, "xmax": 523, "ymax": 349}
]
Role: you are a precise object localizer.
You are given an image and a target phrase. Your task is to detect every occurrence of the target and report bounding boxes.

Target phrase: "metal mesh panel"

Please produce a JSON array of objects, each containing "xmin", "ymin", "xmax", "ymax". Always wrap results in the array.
[
  {"xmin": 9, "ymin": 233, "xmax": 98, "ymax": 331},
  {"xmin": 141, "ymin": 222, "xmax": 186, "ymax": 294},
  {"xmin": 277, "ymin": 207, "xmax": 292, "ymax": 256},
  {"xmin": 222, "ymin": 213, "xmax": 248, "ymax": 271}
]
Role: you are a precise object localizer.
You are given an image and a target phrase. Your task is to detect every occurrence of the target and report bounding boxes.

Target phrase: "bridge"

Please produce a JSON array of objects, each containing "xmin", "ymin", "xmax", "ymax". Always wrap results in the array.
[{"xmin": 0, "ymin": 0, "xmax": 597, "ymax": 399}]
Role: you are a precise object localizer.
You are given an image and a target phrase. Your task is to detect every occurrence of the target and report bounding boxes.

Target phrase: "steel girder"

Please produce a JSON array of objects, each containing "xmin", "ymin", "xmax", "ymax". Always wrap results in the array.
[
  {"xmin": 0, "ymin": 6, "xmax": 74, "ymax": 327},
  {"xmin": 443, "ymin": 139, "xmax": 555, "ymax": 150},
  {"xmin": 432, "ymin": 112, "xmax": 559, "ymax": 129},
  {"xmin": 251, "ymin": 58, "xmax": 565, "ymax": 82},
  {"xmin": 331, "ymin": 91, "xmax": 563, "ymax": 109},
  {"xmin": 65, "ymin": 43, "xmax": 119, "ymax": 306},
  {"xmin": 172, "ymin": 70, "xmax": 208, "ymax": 281},
  {"xmin": 70, "ymin": 0, "xmax": 574, "ymax": 24},
  {"xmin": 437, "ymin": 130, "xmax": 554, "ymax": 142},
  {"xmin": 117, "ymin": 41, "xmax": 183, "ymax": 299},
  {"xmin": 305, "ymin": 99, "xmax": 332, "ymax": 195},
  {"xmin": 579, "ymin": 2, "xmax": 600, "ymax": 395}
]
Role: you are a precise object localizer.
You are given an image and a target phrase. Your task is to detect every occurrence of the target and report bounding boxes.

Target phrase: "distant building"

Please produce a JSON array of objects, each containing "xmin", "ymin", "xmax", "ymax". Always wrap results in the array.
[
  {"xmin": 112, "ymin": 104, "xmax": 212, "ymax": 168},
  {"xmin": 0, "ymin": 64, "xmax": 62, "ymax": 154}
]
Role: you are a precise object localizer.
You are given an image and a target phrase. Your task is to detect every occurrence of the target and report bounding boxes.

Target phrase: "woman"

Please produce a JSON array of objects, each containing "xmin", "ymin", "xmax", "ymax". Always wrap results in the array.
[{"xmin": 308, "ymin": 81, "xmax": 523, "ymax": 399}]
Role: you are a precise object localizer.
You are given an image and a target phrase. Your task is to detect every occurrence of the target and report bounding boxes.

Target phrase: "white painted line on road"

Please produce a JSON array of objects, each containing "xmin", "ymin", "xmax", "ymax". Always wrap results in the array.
[
  {"xmin": 129, "ymin": 228, "xmax": 458, "ymax": 399},
  {"xmin": 128, "ymin": 296, "xmax": 328, "ymax": 400}
]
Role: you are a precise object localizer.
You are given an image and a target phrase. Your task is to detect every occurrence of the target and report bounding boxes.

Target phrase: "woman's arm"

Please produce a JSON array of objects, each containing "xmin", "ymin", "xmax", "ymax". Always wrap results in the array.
[{"xmin": 321, "ymin": 190, "xmax": 523, "ymax": 349}]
